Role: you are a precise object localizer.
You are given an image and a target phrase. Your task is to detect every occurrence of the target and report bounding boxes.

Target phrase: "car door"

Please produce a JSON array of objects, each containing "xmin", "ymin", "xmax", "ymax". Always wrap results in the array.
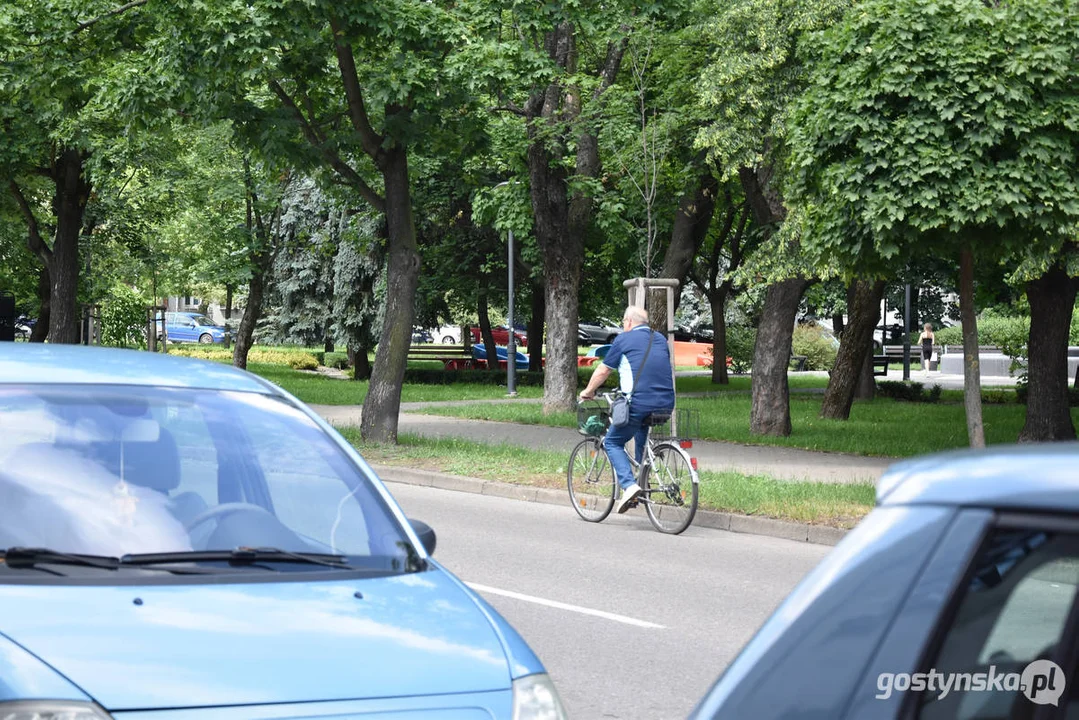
[
  {"xmin": 170, "ymin": 315, "xmax": 196, "ymax": 342},
  {"xmin": 853, "ymin": 510, "xmax": 1079, "ymax": 720}
]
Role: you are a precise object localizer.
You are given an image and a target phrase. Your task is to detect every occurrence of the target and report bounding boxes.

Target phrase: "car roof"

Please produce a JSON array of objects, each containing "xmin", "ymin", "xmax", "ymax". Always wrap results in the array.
[
  {"xmin": 877, "ymin": 443, "xmax": 1079, "ymax": 513},
  {"xmin": 0, "ymin": 343, "xmax": 275, "ymax": 395}
]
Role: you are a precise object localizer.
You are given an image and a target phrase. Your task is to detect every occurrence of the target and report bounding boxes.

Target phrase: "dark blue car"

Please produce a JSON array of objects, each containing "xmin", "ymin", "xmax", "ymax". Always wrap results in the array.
[{"xmin": 691, "ymin": 444, "xmax": 1079, "ymax": 719}]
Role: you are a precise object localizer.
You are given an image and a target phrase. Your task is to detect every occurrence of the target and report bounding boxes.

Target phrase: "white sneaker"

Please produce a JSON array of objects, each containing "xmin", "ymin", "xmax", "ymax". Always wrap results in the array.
[{"xmin": 616, "ymin": 483, "xmax": 643, "ymax": 514}]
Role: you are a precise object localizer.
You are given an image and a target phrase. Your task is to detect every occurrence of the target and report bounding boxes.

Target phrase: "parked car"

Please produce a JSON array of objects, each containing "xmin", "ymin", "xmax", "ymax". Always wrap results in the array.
[
  {"xmin": 673, "ymin": 323, "xmax": 714, "ymax": 343},
  {"xmin": 690, "ymin": 444, "xmax": 1079, "ymax": 719},
  {"xmin": 469, "ymin": 325, "xmax": 526, "ymax": 346},
  {"xmin": 157, "ymin": 311, "xmax": 228, "ymax": 344},
  {"xmin": 578, "ymin": 319, "xmax": 622, "ymax": 345},
  {"xmin": 431, "ymin": 325, "xmax": 463, "ymax": 345},
  {"xmin": 411, "ymin": 327, "xmax": 433, "ymax": 344},
  {"xmin": 0, "ymin": 343, "xmax": 567, "ymax": 719}
]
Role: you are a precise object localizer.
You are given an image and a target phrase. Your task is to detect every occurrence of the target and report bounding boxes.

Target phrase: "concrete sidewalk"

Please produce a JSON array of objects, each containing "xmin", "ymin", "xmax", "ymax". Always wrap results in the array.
[{"xmin": 314, "ymin": 404, "xmax": 889, "ymax": 485}]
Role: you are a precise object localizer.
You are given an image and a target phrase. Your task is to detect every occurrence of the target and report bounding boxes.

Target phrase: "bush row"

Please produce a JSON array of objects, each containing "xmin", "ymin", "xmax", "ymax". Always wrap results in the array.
[
  {"xmin": 170, "ymin": 346, "xmax": 319, "ymax": 370},
  {"xmin": 876, "ymin": 381, "xmax": 943, "ymax": 403}
]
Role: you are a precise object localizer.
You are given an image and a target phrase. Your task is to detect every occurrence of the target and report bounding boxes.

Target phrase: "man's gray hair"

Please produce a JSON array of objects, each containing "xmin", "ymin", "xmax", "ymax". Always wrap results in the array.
[{"xmin": 623, "ymin": 306, "xmax": 649, "ymax": 326}]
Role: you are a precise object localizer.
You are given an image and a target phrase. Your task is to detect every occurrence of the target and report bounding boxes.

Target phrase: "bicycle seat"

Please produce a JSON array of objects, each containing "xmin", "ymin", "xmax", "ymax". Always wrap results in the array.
[{"xmin": 644, "ymin": 412, "xmax": 671, "ymax": 427}]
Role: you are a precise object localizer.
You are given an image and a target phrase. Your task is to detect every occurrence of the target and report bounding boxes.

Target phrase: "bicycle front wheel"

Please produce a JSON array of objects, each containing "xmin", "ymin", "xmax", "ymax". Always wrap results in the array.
[
  {"xmin": 641, "ymin": 442, "xmax": 699, "ymax": 534},
  {"xmin": 567, "ymin": 437, "xmax": 617, "ymax": 522}
]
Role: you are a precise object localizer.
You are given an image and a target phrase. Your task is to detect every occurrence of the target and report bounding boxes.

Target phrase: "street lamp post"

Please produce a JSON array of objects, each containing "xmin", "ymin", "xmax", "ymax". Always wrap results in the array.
[
  {"xmin": 495, "ymin": 181, "xmax": 518, "ymax": 397},
  {"xmin": 506, "ymin": 227, "xmax": 517, "ymax": 396}
]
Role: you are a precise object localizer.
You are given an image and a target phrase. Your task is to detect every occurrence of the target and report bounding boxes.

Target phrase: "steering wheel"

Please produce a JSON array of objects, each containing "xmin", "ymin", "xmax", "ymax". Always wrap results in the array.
[{"xmin": 184, "ymin": 502, "xmax": 278, "ymax": 534}]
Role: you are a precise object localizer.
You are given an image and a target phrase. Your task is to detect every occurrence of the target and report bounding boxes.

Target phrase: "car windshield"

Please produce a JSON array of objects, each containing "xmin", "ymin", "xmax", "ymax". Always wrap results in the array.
[
  {"xmin": 0, "ymin": 385, "xmax": 409, "ymax": 569},
  {"xmin": 192, "ymin": 316, "xmax": 216, "ymax": 326}
]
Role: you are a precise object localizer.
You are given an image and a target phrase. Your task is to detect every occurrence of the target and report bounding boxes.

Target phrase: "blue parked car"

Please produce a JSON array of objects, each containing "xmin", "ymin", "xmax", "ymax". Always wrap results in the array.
[
  {"xmin": 690, "ymin": 444, "xmax": 1079, "ymax": 719},
  {"xmin": 0, "ymin": 344, "xmax": 566, "ymax": 719},
  {"xmin": 472, "ymin": 344, "xmax": 530, "ymax": 370},
  {"xmin": 157, "ymin": 311, "xmax": 228, "ymax": 344}
]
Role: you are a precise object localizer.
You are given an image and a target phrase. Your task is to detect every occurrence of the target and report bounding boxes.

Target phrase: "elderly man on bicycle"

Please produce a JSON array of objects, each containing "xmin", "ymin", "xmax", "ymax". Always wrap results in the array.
[{"xmin": 578, "ymin": 306, "xmax": 675, "ymax": 514}]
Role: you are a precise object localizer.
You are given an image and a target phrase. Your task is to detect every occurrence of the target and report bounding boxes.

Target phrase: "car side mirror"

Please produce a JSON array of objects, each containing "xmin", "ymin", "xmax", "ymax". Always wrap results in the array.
[{"xmin": 409, "ymin": 519, "xmax": 436, "ymax": 556}]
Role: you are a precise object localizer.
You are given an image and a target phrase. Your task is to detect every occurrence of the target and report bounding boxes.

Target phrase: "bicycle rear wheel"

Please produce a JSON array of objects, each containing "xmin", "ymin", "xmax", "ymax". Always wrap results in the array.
[
  {"xmin": 641, "ymin": 441, "xmax": 699, "ymax": 534},
  {"xmin": 567, "ymin": 437, "xmax": 617, "ymax": 522}
]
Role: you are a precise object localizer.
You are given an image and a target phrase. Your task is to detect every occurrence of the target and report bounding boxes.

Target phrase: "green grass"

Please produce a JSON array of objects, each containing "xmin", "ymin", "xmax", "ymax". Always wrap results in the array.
[
  {"xmin": 411, "ymin": 393, "xmax": 1079, "ymax": 458},
  {"xmin": 247, "ymin": 363, "xmax": 544, "ymax": 404},
  {"xmin": 675, "ymin": 374, "xmax": 830, "ymax": 394},
  {"xmin": 339, "ymin": 430, "xmax": 875, "ymax": 528}
]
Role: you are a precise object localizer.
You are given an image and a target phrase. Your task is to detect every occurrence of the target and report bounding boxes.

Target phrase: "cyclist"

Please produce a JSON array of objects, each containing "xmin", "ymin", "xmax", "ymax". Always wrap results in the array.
[{"xmin": 578, "ymin": 306, "xmax": 674, "ymax": 514}]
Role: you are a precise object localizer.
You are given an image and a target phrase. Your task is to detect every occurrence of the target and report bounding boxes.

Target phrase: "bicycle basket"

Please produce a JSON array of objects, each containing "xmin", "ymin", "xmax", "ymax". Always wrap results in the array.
[
  {"xmin": 650, "ymin": 408, "xmax": 701, "ymax": 442},
  {"xmin": 576, "ymin": 402, "xmax": 610, "ymax": 436}
]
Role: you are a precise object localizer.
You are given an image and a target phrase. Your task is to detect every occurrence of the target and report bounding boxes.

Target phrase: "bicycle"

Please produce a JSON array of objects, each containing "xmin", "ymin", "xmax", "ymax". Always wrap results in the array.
[{"xmin": 569, "ymin": 393, "xmax": 699, "ymax": 534}]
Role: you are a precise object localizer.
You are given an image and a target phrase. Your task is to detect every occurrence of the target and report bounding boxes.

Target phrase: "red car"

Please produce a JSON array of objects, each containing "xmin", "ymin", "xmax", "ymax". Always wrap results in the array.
[{"xmin": 468, "ymin": 325, "xmax": 527, "ymax": 345}]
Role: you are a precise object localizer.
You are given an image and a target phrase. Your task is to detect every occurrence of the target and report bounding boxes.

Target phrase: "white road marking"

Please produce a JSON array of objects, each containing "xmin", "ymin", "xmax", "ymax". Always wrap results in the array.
[{"xmin": 466, "ymin": 582, "xmax": 666, "ymax": 629}]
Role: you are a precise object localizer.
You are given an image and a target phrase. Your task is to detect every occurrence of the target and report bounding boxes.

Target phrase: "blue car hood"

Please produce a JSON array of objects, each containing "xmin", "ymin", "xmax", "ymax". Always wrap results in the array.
[{"xmin": 0, "ymin": 571, "xmax": 512, "ymax": 710}]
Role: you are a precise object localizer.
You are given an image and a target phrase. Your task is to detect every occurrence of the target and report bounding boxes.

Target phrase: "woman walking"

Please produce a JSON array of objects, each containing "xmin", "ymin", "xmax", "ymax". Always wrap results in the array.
[{"xmin": 918, "ymin": 323, "xmax": 935, "ymax": 374}]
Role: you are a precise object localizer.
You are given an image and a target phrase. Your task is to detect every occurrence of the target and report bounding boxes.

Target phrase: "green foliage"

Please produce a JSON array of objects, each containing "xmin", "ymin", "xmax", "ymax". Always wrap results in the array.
[
  {"xmin": 1015, "ymin": 385, "xmax": 1079, "ymax": 407},
  {"xmin": 791, "ymin": 0, "xmax": 1079, "ymax": 275},
  {"xmin": 726, "ymin": 323, "xmax": 758, "ymax": 373},
  {"xmin": 874, "ymin": 381, "xmax": 944, "ymax": 403},
  {"xmin": 791, "ymin": 323, "xmax": 837, "ymax": 370},
  {"xmin": 98, "ymin": 284, "xmax": 149, "ymax": 348},
  {"xmin": 170, "ymin": 345, "xmax": 319, "ymax": 369},
  {"xmin": 324, "ymin": 352, "xmax": 351, "ymax": 370}
]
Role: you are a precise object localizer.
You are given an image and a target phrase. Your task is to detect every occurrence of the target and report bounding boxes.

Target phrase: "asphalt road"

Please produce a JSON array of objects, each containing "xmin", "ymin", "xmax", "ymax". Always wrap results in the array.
[{"xmin": 387, "ymin": 483, "xmax": 831, "ymax": 720}]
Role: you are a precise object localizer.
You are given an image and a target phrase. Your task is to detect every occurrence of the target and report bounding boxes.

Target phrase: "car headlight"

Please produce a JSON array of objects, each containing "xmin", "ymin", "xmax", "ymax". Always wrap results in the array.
[
  {"xmin": 0, "ymin": 701, "xmax": 113, "ymax": 720},
  {"xmin": 512, "ymin": 673, "xmax": 567, "ymax": 720}
]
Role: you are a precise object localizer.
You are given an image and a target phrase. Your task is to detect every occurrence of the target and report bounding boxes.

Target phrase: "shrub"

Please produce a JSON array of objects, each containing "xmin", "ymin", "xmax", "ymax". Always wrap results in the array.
[
  {"xmin": 1015, "ymin": 385, "xmax": 1079, "ymax": 406},
  {"xmin": 171, "ymin": 346, "xmax": 319, "ymax": 370},
  {"xmin": 98, "ymin": 285, "xmax": 149, "ymax": 349},
  {"xmin": 725, "ymin": 324, "xmax": 757, "ymax": 374},
  {"xmin": 286, "ymin": 353, "xmax": 319, "ymax": 370},
  {"xmin": 877, "ymin": 381, "xmax": 942, "ymax": 403},
  {"xmin": 791, "ymin": 324, "xmax": 837, "ymax": 371},
  {"xmin": 324, "ymin": 352, "xmax": 351, "ymax": 370}
]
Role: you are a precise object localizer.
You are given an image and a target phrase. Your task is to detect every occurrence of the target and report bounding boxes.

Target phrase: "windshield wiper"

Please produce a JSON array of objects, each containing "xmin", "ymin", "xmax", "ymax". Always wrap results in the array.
[
  {"xmin": 1, "ymin": 547, "xmax": 120, "ymax": 570},
  {"xmin": 122, "ymin": 547, "xmax": 357, "ymax": 570}
]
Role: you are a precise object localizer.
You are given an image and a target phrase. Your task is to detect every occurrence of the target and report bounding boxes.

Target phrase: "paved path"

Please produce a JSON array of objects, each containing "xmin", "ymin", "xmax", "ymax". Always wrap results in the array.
[
  {"xmin": 390, "ymin": 482, "xmax": 829, "ymax": 719},
  {"xmin": 314, "ymin": 404, "xmax": 889, "ymax": 484}
]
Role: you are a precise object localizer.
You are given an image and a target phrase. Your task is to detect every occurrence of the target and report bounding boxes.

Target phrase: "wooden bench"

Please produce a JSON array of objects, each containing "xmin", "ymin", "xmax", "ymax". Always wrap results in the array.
[
  {"xmin": 406, "ymin": 344, "xmax": 484, "ymax": 370},
  {"xmin": 872, "ymin": 355, "xmax": 890, "ymax": 376}
]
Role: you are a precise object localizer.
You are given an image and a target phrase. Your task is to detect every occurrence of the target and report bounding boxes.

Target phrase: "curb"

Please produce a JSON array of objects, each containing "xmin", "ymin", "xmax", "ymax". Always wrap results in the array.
[{"xmin": 370, "ymin": 463, "xmax": 850, "ymax": 547}]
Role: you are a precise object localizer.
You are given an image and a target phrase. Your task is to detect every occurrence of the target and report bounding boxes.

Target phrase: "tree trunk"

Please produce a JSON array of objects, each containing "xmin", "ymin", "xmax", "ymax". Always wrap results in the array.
[
  {"xmin": 855, "ymin": 350, "xmax": 876, "ymax": 400},
  {"xmin": 832, "ymin": 313, "xmax": 845, "ymax": 337},
  {"xmin": 821, "ymin": 279, "xmax": 885, "ymax": 419},
  {"xmin": 360, "ymin": 146, "xmax": 421, "ymax": 443},
  {"xmin": 30, "ymin": 266, "xmax": 50, "ymax": 342},
  {"xmin": 324, "ymin": 336, "xmax": 335, "ymax": 353},
  {"xmin": 527, "ymin": 136, "xmax": 579, "ymax": 412},
  {"xmin": 232, "ymin": 268, "xmax": 265, "ymax": 370},
  {"xmin": 477, "ymin": 285, "xmax": 498, "ymax": 369},
  {"xmin": 750, "ymin": 278, "xmax": 809, "ymax": 436},
  {"xmin": 225, "ymin": 284, "xmax": 233, "ymax": 319},
  {"xmin": 649, "ymin": 172, "xmax": 719, "ymax": 326},
  {"xmin": 527, "ymin": 279, "xmax": 545, "ymax": 373},
  {"xmin": 1019, "ymin": 265, "xmax": 1078, "ymax": 441},
  {"xmin": 352, "ymin": 346, "xmax": 372, "ymax": 380},
  {"xmin": 710, "ymin": 288, "xmax": 730, "ymax": 384},
  {"xmin": 958, "ymin": 246, "xmax": 985, "ymax": 448},
  {"xmin": 48, "ymin": 149, "xmax": 91, "ymax": 344}
]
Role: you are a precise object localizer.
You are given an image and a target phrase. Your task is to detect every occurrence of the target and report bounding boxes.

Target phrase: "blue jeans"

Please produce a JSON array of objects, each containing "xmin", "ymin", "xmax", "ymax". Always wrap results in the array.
[{"xmin": 603, "ymin": 407, "xmax": 652, "ymax": 490}]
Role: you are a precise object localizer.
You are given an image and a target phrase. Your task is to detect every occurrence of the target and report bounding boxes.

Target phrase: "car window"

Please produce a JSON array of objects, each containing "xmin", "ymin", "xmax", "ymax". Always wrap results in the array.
[
  {"xmin": 918, "ymin": 528, "xmax": 1079, "ymax": 720},
  {"xmin": 0, "ymin": 386, "xmax": 409, "ymax": 569}
]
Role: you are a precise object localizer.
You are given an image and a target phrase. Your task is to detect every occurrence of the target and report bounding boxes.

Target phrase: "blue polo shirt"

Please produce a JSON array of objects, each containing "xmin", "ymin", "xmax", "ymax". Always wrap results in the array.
[{"xmin": 602, "ymin": 325, "xmax": 675, "ymax": 411}]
